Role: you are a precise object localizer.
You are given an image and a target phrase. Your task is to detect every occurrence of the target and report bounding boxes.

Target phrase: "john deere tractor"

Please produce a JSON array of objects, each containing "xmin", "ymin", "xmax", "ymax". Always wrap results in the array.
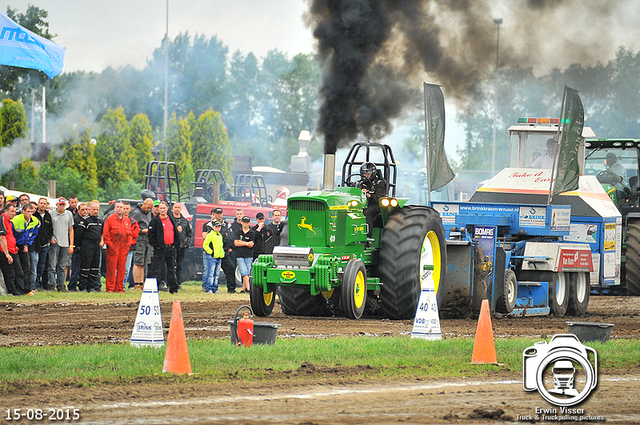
[{"xmin": 250, "ymin": 141, "xmax": 446, "ymax": 319}]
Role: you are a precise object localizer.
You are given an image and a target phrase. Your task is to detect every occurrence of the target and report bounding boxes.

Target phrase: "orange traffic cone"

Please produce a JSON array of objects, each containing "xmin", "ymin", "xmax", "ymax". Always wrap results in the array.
[
  {"xmin": 163, "ymin": 300, "xmax": 192, "ymax": 374},
  {"xmin": 471, "ymin": 299, "xmax": 497, "ymax": 364}
]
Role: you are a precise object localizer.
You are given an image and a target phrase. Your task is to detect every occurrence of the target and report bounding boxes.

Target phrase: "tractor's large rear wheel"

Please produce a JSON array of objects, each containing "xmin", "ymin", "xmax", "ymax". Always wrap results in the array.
[
  {"xmin": 278, "ymin": 286, "xmax": 338, "ymax": 317},
  {"xmin": 379, "ymin": 206, "xmax": 446, "ymax": 319},
  {"xmin": 625, "ymin": 220, "xmax": 640, "ymax": 296},
  {"xmin": 567, "ymin": 272, "xmax": 590, "ymax": 316}
]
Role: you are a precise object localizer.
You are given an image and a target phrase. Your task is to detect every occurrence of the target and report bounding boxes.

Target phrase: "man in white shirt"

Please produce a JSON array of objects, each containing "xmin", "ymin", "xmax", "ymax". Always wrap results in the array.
[{"xmin": 530, "ymin": 138, "xmax": 557, "ymax": 169}]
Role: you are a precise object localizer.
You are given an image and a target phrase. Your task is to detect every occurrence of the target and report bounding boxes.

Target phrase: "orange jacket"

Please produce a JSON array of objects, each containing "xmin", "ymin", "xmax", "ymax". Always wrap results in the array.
[{"xmin": 103, "ymin": 214, "xmax": 136, "ymax": 248}]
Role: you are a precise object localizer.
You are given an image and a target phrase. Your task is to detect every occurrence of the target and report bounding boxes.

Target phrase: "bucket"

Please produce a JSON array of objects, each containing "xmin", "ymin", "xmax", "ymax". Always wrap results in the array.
[
  {"xmin": 566, "ymin": 322, "xmax": 614, "ymax": 343},
  {"xmin": 229, "ymin": 305, "xmax": 280, "ymax": 345}
]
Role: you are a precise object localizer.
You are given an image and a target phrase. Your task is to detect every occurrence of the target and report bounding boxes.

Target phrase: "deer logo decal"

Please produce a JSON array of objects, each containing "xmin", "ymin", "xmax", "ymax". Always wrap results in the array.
[{"xmin": 297, "ymin": 216, "xmax": 316, "ymax": 235}]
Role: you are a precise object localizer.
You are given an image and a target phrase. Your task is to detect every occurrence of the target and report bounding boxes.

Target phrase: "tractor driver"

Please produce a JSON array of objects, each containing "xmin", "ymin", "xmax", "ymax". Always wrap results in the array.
[{"xmin": 357, "ymin": 162, "xmax": 388, "ymax": 239}]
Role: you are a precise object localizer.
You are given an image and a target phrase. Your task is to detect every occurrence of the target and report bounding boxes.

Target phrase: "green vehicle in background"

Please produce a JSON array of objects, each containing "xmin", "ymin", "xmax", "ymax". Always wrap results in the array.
[
  {"xmin": 584, "ymin": 138, "xmax": 640, "ymax": 296},
  {"xmin": 250, "ymin": 141, "xmax": 447, "ymax": 319}
]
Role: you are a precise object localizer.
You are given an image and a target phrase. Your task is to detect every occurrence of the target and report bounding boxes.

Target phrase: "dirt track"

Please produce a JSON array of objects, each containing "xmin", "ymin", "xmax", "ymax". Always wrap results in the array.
[
  {"xmin": 1, "ymin": 295, "xmax": 639, "ymax": 424},
  {"xmin": 0, "ymin": 295, "xmax": 638, "ymax": 346}
]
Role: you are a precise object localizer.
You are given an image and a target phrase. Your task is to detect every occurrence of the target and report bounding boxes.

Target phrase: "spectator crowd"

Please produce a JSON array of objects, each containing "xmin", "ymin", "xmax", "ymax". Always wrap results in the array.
[{"xmin": 0, "ymin": 190, "xmax": 286, "ymax": 297}]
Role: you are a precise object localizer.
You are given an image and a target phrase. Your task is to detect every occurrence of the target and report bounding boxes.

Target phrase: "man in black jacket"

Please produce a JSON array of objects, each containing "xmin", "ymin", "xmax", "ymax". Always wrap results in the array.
[
  {"xmin": 171, "ymin": 202, "xmax": 192, "ymax": 287},
  {"xmin": 251, "ymin": 212, "xmax": 274, "ymax": 260},
  {"xmin": 33, "ymin": 197, "xmax": 53, "ymax": 290},
  {"xmin": 148, "ymin": 201, "xmax": 181, "ymax": 294},
  {"xmin": 130, "ymin": 198, "xmax": 153, "ymax": 290},
  {"xmin": 266, "ymin": 209, "xmax": 285, "ymax": 248},
  {"xmin": 76, "ymin": 201, "xmax": 103, "ymax": 292},
  {"xmin": 68, "ymin": 202, "xmax": 89, "ymax": 291}
]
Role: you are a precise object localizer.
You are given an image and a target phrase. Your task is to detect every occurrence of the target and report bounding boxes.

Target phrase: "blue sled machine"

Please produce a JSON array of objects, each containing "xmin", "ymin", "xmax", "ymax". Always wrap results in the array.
[{"xmin": 433, "ymin": 198, "xmax": 594, "ymax": 317}]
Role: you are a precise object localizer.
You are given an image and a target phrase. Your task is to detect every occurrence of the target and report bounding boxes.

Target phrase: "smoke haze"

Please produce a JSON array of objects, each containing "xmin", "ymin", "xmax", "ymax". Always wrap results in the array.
[{"xmin": 308, "ymin": 0, "xmax": 632, "ymax": 153}]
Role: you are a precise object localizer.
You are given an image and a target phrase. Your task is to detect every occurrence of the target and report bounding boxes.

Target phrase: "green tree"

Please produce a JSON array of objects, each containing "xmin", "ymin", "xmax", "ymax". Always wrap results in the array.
[
  {"xmin": 224, "ymin": 51, "xmax": 261, "ymax": 141},
  {"xmin": 46, "ymin": 127, "xmax": 99, "ymax": 197},
  {"xmin": 0, "ymin": 98, "xmax": 28, "ymax": 147},
  {"xmin": 166, "ymin": 112, "xmax": 194, "ymax": 188},
  {"xmin": 39, "ymin": 163, "xmax": 97, "ymax": 201},
  {"xmin": 260, "ymin": 52, "xmax": 320, "ymax": 168},
  {"xmin": 0, "ymin": 99, "xmax": 29, "ymax": 184},
  {"xmin": 1, "ymin": 159, "xmax": 39, "ymax": 193},
  {"xmin": 94, "ymin": 107, "xmax": 135, "ymax": 187},
  {"xmin": 129, "ymin": 114, "xmax": 154, "ymax": 183},
  {"xmin": 192, "ymin": 109, "xmax": 233, "ymax": 177}
]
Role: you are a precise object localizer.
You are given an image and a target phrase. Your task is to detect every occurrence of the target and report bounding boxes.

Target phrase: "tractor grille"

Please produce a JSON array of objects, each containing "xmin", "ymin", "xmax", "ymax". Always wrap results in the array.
[{"xmin": 289, "ymin": 200, "xmax": 325, "ymax": 212}]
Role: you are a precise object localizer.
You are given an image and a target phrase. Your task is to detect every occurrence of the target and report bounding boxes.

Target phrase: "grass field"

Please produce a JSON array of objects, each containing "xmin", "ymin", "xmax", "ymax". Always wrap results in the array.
[{"xmin": 1, "ymin": 337, "xmax": 638, "ymax": 388}]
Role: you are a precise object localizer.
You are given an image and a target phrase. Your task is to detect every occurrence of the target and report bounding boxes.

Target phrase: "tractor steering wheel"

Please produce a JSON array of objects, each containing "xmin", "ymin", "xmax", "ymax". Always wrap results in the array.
[
  {"xmin": 344, "ymin": 173, "xmax": 361, "ymax": 187},
  {"xmin": 597, "ymin": 170, "xmax": 620, "ymax": 186}
]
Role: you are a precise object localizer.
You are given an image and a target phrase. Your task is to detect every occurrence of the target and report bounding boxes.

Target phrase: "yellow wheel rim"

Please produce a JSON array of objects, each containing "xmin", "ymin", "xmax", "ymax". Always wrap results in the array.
[
  {"xmin": 420, "ymin": 230, "xmax": 442, "ymax": 294},
  {"xmin": 263, "ymin": 291, "xmax": 274, "ymax": 306},
  {"xmin": 354, "ymin": 270, "xmax": 366, "ymax": 309}
]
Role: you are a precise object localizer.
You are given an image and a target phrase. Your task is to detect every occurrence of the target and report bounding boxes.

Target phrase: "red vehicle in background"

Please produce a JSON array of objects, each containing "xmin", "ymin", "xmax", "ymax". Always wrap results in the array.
[{"xmin": 144, "ymin": 161, "xmax": 287, "ymax": 281}]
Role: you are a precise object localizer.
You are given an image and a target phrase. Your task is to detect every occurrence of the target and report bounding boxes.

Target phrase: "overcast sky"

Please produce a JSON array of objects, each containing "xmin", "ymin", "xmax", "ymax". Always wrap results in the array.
[
  {"xmin": 7, "ymin": 0, "xmax": 315, "ymax": 73},
  {"xmin": 7, "ymin": 0, "xmax": 640, "ymax": 164}
]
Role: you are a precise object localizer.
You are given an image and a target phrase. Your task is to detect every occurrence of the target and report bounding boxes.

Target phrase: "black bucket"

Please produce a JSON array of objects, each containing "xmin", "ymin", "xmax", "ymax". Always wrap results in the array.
[
  {"xmin": 229, "ymin": 305, "xmax": 280, "ymax": 345},
  {"xmin": 566, "ymin": 322, "xmax": 614, "ymax": 343}
]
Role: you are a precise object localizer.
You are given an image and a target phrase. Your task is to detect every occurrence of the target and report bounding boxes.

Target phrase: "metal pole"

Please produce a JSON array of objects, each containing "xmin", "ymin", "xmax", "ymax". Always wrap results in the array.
[
  {"xmin": 491, "ymin": 18, "xmax": 502, "ymax": 177},
  {"xmin": 30, "ymin": 89, "xmax": 35, "ymax": 144},
  {"xmin": 163, "ymin": 0, "xmax": 169, "ymax": 145},
  {"xmin": 42, "ymin": 86, "xmax": 46, "ymax": 144}
]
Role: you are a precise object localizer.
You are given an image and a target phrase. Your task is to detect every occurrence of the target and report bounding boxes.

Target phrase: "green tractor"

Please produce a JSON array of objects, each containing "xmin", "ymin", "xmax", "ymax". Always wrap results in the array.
[
  {"xmin": 584, "ymin": 138, "xmax": 640, "ymax": 296},
  {"xmin": 250, "ymin": 141, "xmax": 447, "ymax": 319}
]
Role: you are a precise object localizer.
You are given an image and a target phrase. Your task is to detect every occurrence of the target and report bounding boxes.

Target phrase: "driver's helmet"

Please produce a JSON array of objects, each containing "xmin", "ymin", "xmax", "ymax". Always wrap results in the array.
[
  {"xmin": 275, "ymin": 186, "xmax": 290, "ymax": 199},
  {"xmin": 360, "ymin": 162, "xmax": 378, "ymax": 183}
]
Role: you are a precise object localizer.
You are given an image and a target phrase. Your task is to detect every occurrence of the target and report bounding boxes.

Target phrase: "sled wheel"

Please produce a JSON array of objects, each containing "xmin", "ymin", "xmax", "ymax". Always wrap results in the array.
[
  {"xmin": 496, "ymin": 269, "xmax": 518, "ymax": 314},
  {"xmin": 567, "ymin": 272, "xmax": 590, "ymax": 316},
  {"xmin": 550, "ymin": 272, "xmax": 569, "ymax": 317}
]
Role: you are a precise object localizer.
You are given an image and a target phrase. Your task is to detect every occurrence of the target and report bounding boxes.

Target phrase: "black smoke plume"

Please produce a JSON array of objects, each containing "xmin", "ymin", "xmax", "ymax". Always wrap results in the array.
[{"xmin": 308, "ymin": 0, "xmax": 627, "ymax": 153}]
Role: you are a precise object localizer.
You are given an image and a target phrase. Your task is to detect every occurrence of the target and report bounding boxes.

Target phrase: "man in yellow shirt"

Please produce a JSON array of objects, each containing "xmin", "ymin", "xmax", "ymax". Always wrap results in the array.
[{"xmin": 202, "ymin": 220, "xmax": 224, "ymax": 294}]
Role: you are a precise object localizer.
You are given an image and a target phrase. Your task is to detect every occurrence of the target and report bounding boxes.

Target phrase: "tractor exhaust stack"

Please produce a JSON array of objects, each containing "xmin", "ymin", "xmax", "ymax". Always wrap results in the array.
[{"xmin": 323, "ymin": 153, "xmax": 335, "ymax": 191}]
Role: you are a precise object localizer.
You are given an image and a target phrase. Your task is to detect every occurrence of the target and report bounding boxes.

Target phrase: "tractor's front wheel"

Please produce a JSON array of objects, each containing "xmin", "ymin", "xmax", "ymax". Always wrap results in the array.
[
  {"xmin": 341, "ymin": 259, "xmax": 367, "ymax": 319},
  {"xmin": 379, "ymin": 206, "xmax": 446, "ymax": 319},
  {"xmin": 250, "ymin": 283, "xmax": 275, "ymax": 317}
]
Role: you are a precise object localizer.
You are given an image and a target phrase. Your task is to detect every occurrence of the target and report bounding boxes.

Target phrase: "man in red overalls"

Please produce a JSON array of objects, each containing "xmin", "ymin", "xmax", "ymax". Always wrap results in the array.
[{"xmin": 103, "ymin": 201, "xmax": 137, "ymax": 292}]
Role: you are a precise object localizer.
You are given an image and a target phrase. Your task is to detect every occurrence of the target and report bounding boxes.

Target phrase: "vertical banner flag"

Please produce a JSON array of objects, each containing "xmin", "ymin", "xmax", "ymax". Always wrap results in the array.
[
  {"xmin": 0, "ymin": 12, "xmax": 66, "ymax": 78},
  {"xmin": 424, "ymin": 83, "xmax": 455, "ymax": 193},
  {"xmin": 552, "ymin": 86, "xmax": 584, "ymax": 197}
]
